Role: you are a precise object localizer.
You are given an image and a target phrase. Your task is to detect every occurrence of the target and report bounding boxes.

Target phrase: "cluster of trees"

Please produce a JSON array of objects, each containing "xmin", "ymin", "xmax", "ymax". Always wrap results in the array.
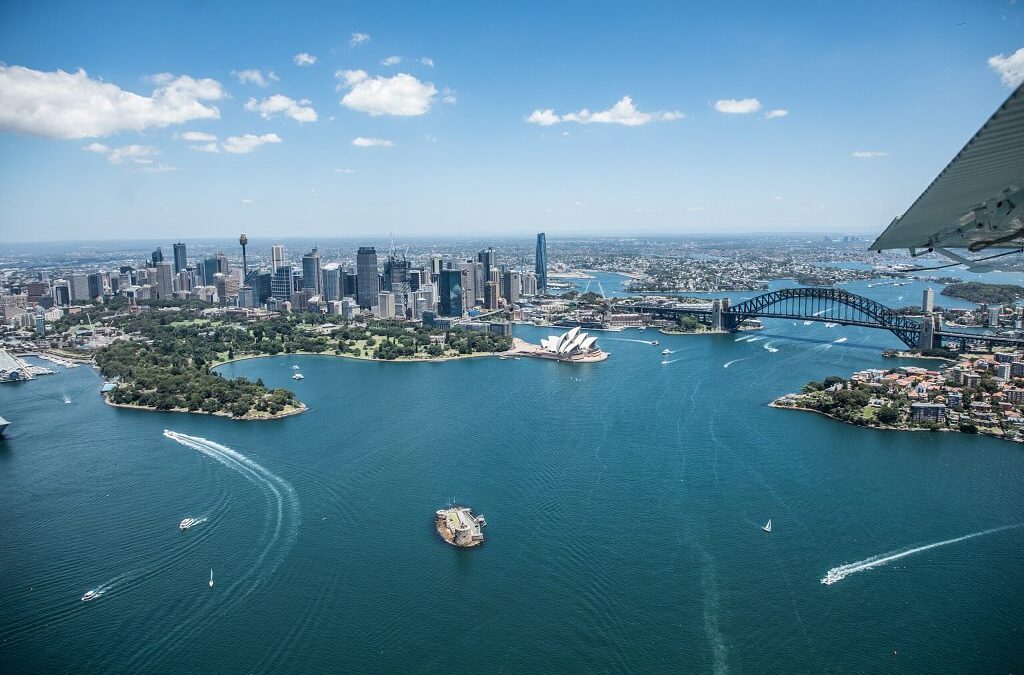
[
  {"xmin": 355, "ymin": 321, "xmax": 511, "ymax": 360},
  {"xmin": 941, "ymin": 282, "xmax": 1024, "ymax": 305}
]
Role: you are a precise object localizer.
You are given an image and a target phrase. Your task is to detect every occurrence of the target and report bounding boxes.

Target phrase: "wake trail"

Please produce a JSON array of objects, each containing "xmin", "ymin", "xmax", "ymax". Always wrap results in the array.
[
  {"xmin": 832, "ymin": 337, "xmax": 848, "ymax": 344},
  {"xmin": 661, "ymin": 359, "xmax": 681, "ymax": 365},
  {"xmin": 821, "ymin": 523, "xmax": 1024, "ymax": 585},
  {"xmin": 723, "ymin": 358, "xmax": 749, "ymax": 368}
]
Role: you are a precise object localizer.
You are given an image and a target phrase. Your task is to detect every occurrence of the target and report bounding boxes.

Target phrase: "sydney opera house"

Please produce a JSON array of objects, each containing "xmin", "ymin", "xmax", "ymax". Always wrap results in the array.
[{"xmin": 531, "ymin": 327, "xmax": 608, "ymax": 362}]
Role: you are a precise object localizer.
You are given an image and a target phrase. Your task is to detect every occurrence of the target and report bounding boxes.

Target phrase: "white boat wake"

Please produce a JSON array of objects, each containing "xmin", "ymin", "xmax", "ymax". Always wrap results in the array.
[
  {"xmin": 832, "ymin": 336, "xmax": 848, "ymax": 344},
  {"xmin": 661, "ymin": 359, "xmax": 681, "ymax": 365},
  {"xmin": 723, "ymin": 358, "xmax": 749, "ymax": 368},
  {"xmin": 802, "ymin": 320, "xmax": 813, "ymax": 326},
  {"xmin": 824, "ymin": 322, "xmax": 837, "ymax": 328},
  {"xmin": 163, "ymin": 430, "xmax": 300, "ymax": 593},
  {"xmin": 746, "ymin": 336, "xmax": 765, "ymax": 342},
  {"xmin": 762, "ymin": 342, "xmax": 778, "ymax": 353},
  {"xmin": 821, "ymin": 523, "xmax": 1024, "ymax": 585}
]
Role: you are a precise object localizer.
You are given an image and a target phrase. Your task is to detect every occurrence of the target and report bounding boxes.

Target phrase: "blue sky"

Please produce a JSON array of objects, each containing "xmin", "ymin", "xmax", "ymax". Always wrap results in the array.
[{"xmin": 0, "ymin": 0, "xmax": 1021, "ymax": 241}]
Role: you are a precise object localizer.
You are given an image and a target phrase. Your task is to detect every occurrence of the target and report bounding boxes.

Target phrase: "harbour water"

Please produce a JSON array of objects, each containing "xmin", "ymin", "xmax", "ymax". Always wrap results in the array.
[{"xmin": 2, "ymin": 299, "xmax": 1024, "ymax": 672}]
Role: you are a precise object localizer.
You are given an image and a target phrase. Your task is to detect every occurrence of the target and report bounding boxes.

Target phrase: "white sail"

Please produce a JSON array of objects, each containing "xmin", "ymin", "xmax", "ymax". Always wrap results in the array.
[{"xmin": 762, "ymin": 519, "xmax": 772, "ymax": 532}]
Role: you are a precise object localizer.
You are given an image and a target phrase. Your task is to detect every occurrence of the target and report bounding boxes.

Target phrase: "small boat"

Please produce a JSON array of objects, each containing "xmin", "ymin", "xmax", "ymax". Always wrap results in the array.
[
  {"xmin": 651, "ymin": 340, "xmax": 660, "ymax": 346},
  {"xmin": 209, "ymin": 569, "xmax": 214, "ymax": 588},
  {"xmin": 179, "ymin": 518, "xmax": 197, "ymax": 531},
  {"xmin": 661, "ymin": 349, "xmax": 671, "ymax": 355},
  {"xmin": 762, "ymin": 519, "xmax": 772, "ymax": 533},
  {"xmin": 292, "ymin": 373, "xmax": 304, "ymax": 380},
  {"xmin": 81, "ymin": 589, "xmax": 99, "ymax": 602},
  {"xmin": 291, "ymin": 365, "xmax": 300, "ymax": 370}
]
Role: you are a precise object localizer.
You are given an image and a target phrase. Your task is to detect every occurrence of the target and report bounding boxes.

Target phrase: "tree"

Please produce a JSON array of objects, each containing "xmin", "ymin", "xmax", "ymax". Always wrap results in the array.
[{"xmin": 877, "ymin": 406, "xmax": 899, "ymax": 425}]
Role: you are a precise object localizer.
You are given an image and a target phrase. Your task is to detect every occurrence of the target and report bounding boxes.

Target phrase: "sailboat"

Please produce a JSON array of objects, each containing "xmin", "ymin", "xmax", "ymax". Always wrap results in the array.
[
  {"xmin": 208, "ymin": 569, "xmax": 214, "ymax": 588},
  {"xmin": 762, "ymin": 519, "xmax": 772, "ymax": 533}
]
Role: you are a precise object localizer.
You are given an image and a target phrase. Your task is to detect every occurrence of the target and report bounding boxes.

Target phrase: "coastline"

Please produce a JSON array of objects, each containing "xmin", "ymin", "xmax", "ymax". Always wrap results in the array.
[
  {"xmin": 766, "ymin": 400, "xmax": 995, "ymax": 438},
  {"xmin": 102, "ymin": 393, "xmax": 307, "ymax": 421},
  {"xmin": 211, "ymin": 348, "xmax": 508, "ymax": 370}
]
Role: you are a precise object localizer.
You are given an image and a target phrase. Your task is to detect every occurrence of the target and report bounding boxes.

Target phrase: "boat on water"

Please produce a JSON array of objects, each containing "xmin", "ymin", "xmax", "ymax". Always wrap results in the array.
[
  {"xmin": 661, "ymin": 349, "xmax": 671, "ymax": 355},
  {"xmin": 651, "ymin": 340, "xmax": 660, "ymax": 346},
  {"xmin": 292, "ymin": 373, "xmax": 304, "ymax": 380},
  {"xmin": 179, "ymin": 518, "xmax": 198, "ymax": 531},
  {"xmin": 291, "ymin": 365, "xmax": 300, "ymax": 370},
  {"xmin": 82, "ymin": 589, "xmax": 99, "ymax": 602},
  {"xmin": 0, "ymin": 415, "xmax": 9, "ymax": 437},
  {"xmin": 209, "ymin": 569, "xmax": 214, "ymax": 588},
  {"xmin": 762, "ymin": 519, "xmax": 772, "ymax": 533}
]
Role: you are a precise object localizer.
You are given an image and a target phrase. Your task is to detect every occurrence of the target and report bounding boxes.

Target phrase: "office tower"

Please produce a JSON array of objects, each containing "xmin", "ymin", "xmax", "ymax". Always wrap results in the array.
[
  {"xmin": 176, "ymin": 270, "xmax": 192, "ymax": 294},
  {"xmin": 152, "ymin": 247, "xmax": 164, "ymax": 266},
  {"xmin": 26, "ymin": 281, "xmax": 49, "ymax": 304},
  {"xmin": 253, "ymin": 272, "xmax": 272, "ymax": 304},
  {"xmin": 341, "ymin": 298, "xmax": 357, "ymax": 319},
  {"xmin": 503, "ymin": 270, "xmax": 521, "ymax": 304},
  {"xmin": 922, "ymin": 287, "xmax": 934, "ymax": 313},
  {"xmin": 271, "ymin": 244, "xmax": 286, "ymax": 273},
  {"xmin": 239, "ymin": 234, "xmax": 249, "ymax": 278},
  {"xmin": 377, "ymin": 291, "xmax": 396, "ymax": 318},
  {"xmin": 238, "ymin": 287, "xmax": 255, "ymax": 308},
  {"xmin": 477, "ymin": 247, "xmax": 497, "ymax": 279},
  {"xmin": 535, "ymin": 232, "xmax": 548, "ymax": 293},
  {"xmin": 484, "ymin": 281, "xmax": 499, "ymax": 309},
  {"xmin": 87, "ymin": 272, "xmax": 104, "ymax": 299},
  {"xmin": 172, "ymin": 242, "xmax": 187, "ymax": 274},
  {"xmin": 489, "ymin": 267, "xmax": 500, "ymax": 284},
  {"xmin": 430, "ymin": 254, "xmax": 443, "ymax": 276},
  {"xmin": 989, "ymin": 306, "xmax": 1001, "ymax": 326},
  {"xmin": 357, "ymin": 247, "xmax": 379, "ymax": 309},
  {"xmin": 53, "ymin": 280, "xmax": 70, "ymax": 306},
  {"xmin": 383, "ymin": 253, "xmax": 411, "ymax": 291},
  {"xmin": 522, "ymin": 270, "xmax": 538, "ymax": 296},
  {"xmin": 344, "ymin": 270, "xmax": 358, "ymax": 298},
  {"xmin": 154, "ymin": 262, "xmax": 174, "ymax": 300},
  {"xmin": 302, "ymin": 248, "xmax": 322, "ymax": 296},
  {"xmin": 438, "ymin": 269, "xmax": 464, "ymax": 317},
  {"xmin": 408, "ymin": 269, "xmax": 426, "ymax": 291},
  {"xmin": 69, "ymin": 273, "xmax": 90, "ymax": 302},
  {"xmin": 321, "ymin": 264, "xmax": 342, "ymax": 301},
  {"xmin": 271, "ymin": 264, "xmax": 293, "ymax": 303},
  {"xmin": 456, "ymin": 261, "xmax": 477, "ymax": 308},
  {"xmin": 203, "ymin": 253, "xmax": 228, "ymax": 285}
]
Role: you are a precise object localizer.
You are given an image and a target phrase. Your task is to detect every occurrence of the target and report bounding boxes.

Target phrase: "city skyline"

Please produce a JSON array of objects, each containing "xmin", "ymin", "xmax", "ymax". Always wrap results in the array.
[{"xmin": 1, "ymin": 1, "xmax": 1022, "ymax": 241}]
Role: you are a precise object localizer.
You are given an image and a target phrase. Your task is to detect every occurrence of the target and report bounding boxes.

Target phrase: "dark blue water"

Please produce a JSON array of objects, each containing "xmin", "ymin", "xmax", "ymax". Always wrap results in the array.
[{"xmin": 2, "ymin": 310, "xmax": 1023, "ymax": 672}]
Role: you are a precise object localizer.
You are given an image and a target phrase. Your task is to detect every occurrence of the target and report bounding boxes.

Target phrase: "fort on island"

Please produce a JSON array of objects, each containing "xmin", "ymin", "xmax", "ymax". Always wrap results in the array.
[
  {"xmin": 508, "ymin": 326, "xmax": 609, "ymax": 363},
  {"xmin": 435, "ymin": 506, "xmax": 487, "ymax": 547}
]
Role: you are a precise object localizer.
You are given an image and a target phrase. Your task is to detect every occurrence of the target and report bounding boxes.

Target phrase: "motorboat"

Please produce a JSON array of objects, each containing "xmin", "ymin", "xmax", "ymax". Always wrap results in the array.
[
  {"xmin": 661, "ymin": 349, "xmax": 671, "ymax": 355},
  {"xmin": 292, "ymin": 373, "xmax": 304, "ymax": 380},
  {"xmin": 651, "ymin": 340, "xmax": 660, "ymax": 346},
  {"xmin": 180, "ymin": 518, "xmax": 198, "ymax": 531},
  {"xmin": 82, "ymin": 589, "xmax": 99, "ymax": 602},
  {"xmin": 209, "ymin": 569, "xmax": 214, "ymax": 588}
]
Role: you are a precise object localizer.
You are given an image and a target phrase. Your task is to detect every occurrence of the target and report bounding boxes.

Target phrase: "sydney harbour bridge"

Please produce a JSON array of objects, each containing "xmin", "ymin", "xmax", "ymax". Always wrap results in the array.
[{"xmin": 625, "ymin": 287, "xmax": 1024, "ymax": 351}]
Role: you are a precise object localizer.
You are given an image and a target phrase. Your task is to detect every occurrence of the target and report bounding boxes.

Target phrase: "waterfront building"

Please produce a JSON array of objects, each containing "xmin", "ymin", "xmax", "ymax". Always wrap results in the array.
[
  {"xmin": 536, "ymin": 232, "xmax": 548, "ymax": 293},
  {"xmin": 922, "ymin": 287, "xmax": 934, "ymax": 313},
  {"xmin": 302, "ymin": 248, "xmax": 322, "ymax": 296},
  {"xmin": 910, "ymin": 402, "xmax": 946, "ymax": 423},
  {"xmin": 271, "ymin": 244, "xmax": 286, "ymax": 273},
  {"xmin": 537, "ymin": 326, "xmax": 604, "ymax": 361},
  {"xmin": 154, "ymin": 262, "xmax": 174, "ymax": 300},
  {"xmin": 438, "ymin": 269, "xmax": 464, "ymax": 317},
  {"xmin": 357, "ymin": 247, "xmax": 379, "ymax": 309},
  {"xmin": 172, "ymin": 242, "xmax": 187, "ymax": 274},
  {"xmin": 988, "ymin": 306, "xmax": 1001, "ymax": 326}
]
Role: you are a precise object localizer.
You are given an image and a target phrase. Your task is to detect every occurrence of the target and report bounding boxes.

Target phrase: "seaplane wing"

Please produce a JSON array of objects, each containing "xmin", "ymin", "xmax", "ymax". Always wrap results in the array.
[{"xmin": 870, "ymin": 83, "xmax": 1024, "ymax": 255}]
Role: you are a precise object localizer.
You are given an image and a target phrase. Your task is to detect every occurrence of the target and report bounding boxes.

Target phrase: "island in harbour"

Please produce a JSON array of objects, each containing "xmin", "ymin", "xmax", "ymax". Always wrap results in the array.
[{"xmin": 435, "ymin": 506, "xmax": 487, "ymax": 547}]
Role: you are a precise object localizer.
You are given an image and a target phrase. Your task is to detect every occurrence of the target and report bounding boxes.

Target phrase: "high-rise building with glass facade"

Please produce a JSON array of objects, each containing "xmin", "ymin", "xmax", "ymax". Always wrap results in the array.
[
  {"xmin": 535, "ymin": 232, "xmax": 548, "ymax": 293},
  {"xmin": 356, "ymin": 247, "xmax": 379, "ymax": 309},
  {"xmin": 438, "ymin": 269, "xmax": 464, "ymax": 317},
  {"xmin": 302, "ymin": 248, "xmax": 322, "ymax": 296},
  {"xmin": 172, "ymin": 242, "xmax": 187, "ymax": 274},
  {"xmin": 271, "ymin": 264, "xmax": 293, "ymax": 303},
  {"xmin": 271, "ymin": 244, "xmax": 285, "ymax": 273}
]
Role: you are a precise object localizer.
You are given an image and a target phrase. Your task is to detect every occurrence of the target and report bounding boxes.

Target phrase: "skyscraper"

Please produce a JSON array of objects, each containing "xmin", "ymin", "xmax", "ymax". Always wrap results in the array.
[
  {"xmin": 151, "ymin": 247, "xmax": 164, "ymax": 266},
  {"xmin": 172, "ymin": 242, "xmax": 187, "ymax": 274},
  {"xmin": 154, "ymin": 262, "xmax": 174, "ymax": 300},
  {"xmin": 302, "ymin": 248, "xmax": 322, "ymax": 296},
  {"xmin": 377, "ymin": 291, "xmax": 396, "ymax": 318},
  {"xmin": 356, "ymin": 247, "xmax": 379, "ymax": 309},
  {"xmin": 321, "ymin": 263, "xmax": 342, "ymax": 301},
  {"xmin": 271, "ymin": 244, "xmax": 285, "ymax": 273},
  {"xmin": 503, "ymin": 270, "xmax": 521, "ymax": 304},
  {"xmin": 438, "ymin": 269, "xmax": 464, "ymax": 317},
  {"xmin": 477, "ymin": 247, "xmax": 497, "ymax": 278},
  {"xmin": 922, "ymin": 287, "xmax": 934, "ymax": 313},
  {"xmin": 535, "ymin": 233, "xmax": 548, "ymax": 293},
  {"xmin": 271, "ymin": 264, "xmax": 293, "ymax": 303}
]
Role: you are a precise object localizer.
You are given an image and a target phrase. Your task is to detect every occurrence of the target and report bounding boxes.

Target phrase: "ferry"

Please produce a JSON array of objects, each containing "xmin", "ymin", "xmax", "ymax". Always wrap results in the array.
[
  {"xmin": 179, "ymin": 518, "xmax": 198, "ymax": 531},
  {"xmin": 292, "ymin": 373, "xmax": 304, "ymax": 380},
  {"xmin": 81, "ymin": 589, "xmax": 99, "ymax": 602}
]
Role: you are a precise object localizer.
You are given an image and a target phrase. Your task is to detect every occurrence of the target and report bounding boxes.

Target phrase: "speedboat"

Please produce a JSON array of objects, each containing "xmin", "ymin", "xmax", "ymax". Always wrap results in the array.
[
  {"xmin": 292, "ymin": 373, "xmax": 304, "ymax": 380},
  {"xmin": 180, "ymin": 518, "xmax": 197, "ymax": 531},
  {"xmin": 661, "ymin": 349, "xmax": 671, "ymax": 355},
  {"xmin": 82, "ymin": 589, "xmax": 99, "ymax": 602},
  {"xmin": 291, "ymin": 365, "xmax": 300, "ymax": 370},
  {"xmin": 209, "ymin": 569, "xmax": 214, "ymax": 588},
  {"xmin": 651, "ymin": 340, "xmax": 660, "ymax": 346}
]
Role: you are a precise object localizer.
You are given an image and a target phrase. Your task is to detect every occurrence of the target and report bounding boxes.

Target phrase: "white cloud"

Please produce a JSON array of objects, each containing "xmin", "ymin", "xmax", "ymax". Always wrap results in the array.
[
  {"xmin": 714, "ymin": 98, "xmax": 762, "ymax": 114},
  {"xmin": 138, "ymin": 163, "xmax": 178, "ymax": 173},
  {"xmin": 232, "ymin": 69, "xmax": 277, "ymax": 87},
  {"xmin": 988, "ymin": 47, "xmax": 1024, "ymax": 88},
  {"xmin": 335, "ymin": 168, "xmax": 355, "ymax": 173},
  {"xmin": 178, "ymin": 131, "xmax": 217, "ymax": 142},
  {"xmin": 380, "ymin": 56, "xmax": 402, "ymax": 66},
  {"xmin": 190, "ymin": 142, "xmax": 220, "ymax": 153},
  {"xmin": 526, "ymin": 96, "xmax": 683, "ymax": 127},
  {"xmin": 223, "ymin": 133, "xmax": 282, "ymax": 154},
  {"xmin": 337, "ymin": 71, "xmax": 437, "ymax": 116},
  {"xmin": 83, "ymin": 142, "xmax": 161, "ymax": 164},
  {"xmin": 293, "ymin": 52, "xmax": 317, "ymax": 67},
  {"xmin": 241, "ymin": 198, "xmax": 254, "ymax": 204},
  {"xmin": 245, "ymin": 95, "xmax": 318, "ymax": 122},
  {"xmin": 0, "ymin": 65, "xmax": 224, "ymax": 139},
  {"xmin": 420, "ymin": 57, "xmax": 434, "ymax": 67},
  {"xmin": 852, "ymin": 150, "xmax": 888, "ymax": 158},
  {"xmin": 441, "ymin": 86, "xmax": 457, "ymax": 105},
  {"xmin": 352, "ymin": 136, "xmax": 394, "ymax": 147},
  {"xmin": 765, "ymin": 109, "xmax": 788, "ymax": 119},
  {"xmin": 350, "ymin": 32, "xmax": 371, "ymax": 47}
]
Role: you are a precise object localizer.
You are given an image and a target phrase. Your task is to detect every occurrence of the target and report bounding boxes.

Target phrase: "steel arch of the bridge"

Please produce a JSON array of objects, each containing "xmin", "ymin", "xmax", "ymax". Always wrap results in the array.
[{"xmin": 726, "ymin": 288, "xmax": 921, "ymax": 348}]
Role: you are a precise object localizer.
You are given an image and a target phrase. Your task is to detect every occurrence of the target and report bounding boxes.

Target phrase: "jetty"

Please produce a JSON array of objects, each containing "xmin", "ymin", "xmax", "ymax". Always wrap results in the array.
[{"xmin": 435, "ymin": 506, "xmax": 487, "ymax": 547}]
